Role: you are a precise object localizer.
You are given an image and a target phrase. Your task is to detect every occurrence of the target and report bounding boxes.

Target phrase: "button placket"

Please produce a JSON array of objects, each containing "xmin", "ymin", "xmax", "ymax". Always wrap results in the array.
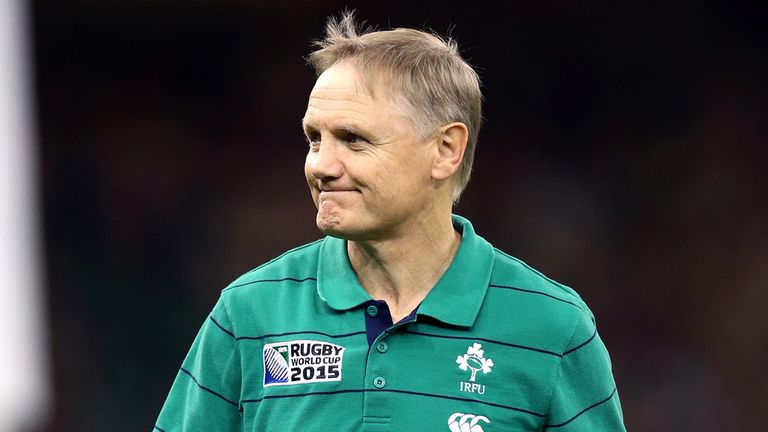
[{"xmin": 362, "ymin": 320, "xmax": 405, "ymax": 430}]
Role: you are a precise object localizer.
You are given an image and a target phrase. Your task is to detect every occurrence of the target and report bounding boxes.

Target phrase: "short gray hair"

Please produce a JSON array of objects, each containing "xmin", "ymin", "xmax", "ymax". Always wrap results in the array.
[{"xmin": 307, "ymin": 12, "xmax": 483, "ymax": 203}]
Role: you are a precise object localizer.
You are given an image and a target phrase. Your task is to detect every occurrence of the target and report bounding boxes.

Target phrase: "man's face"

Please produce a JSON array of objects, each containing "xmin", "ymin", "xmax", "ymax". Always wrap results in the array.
[{"xmin": 303, "ymin": 61, "xmax": 437, "ymax": 241}]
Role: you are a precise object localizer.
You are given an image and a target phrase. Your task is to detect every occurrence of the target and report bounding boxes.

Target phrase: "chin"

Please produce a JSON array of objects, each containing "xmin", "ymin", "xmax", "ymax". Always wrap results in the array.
[
  {"xmin": 315, "ymin": 212, "xmax": 371, "ymax": 241},
  {"xmin": 315, "ymin": 201, "xmax": 358, "ymax": 235},
  {"xmin": 316, "ymin": 210, "xmax": 346, "ymax": 235}
]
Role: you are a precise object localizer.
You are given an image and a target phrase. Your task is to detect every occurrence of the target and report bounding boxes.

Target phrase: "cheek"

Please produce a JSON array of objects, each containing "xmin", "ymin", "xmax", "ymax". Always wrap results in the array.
[
  {"xmin": 398, "ymin": 154, "xmax": 433, "ymax": 190},
  {"xmin": 368, "ymin": 170, "xmax": 415, "ymax": 206}
]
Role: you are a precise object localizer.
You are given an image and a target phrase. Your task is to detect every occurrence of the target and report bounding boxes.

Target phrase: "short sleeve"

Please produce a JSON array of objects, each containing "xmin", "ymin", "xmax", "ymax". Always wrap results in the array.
[
  {"xmin": 544, "ymin": 310, "xmax": 626, "ymax": 431},
  {"xmin": 153, "ymin": 294, "xmax": 243, "ymax": 432}
]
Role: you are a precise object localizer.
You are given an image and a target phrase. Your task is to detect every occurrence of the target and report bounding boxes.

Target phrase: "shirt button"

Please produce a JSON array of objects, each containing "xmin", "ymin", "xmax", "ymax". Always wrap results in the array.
[
  {"xmin": 376, "ymin": 341, "xmax": 389, "ymax": 353},
  {"xmin": 366, "ymin": 305, "xmax": 379, "ymax": 317},
  {"xmin": 373, "ymin": 376, "xmax": 386, "ymax": 389}
]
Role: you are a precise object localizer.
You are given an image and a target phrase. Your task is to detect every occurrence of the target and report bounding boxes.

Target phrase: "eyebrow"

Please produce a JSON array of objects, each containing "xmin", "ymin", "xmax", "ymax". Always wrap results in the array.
[
  {"xmin": 300, "ymin": 121, "xmax": 378, "ymax": 144},
  {"xmin": 301, "ymin": 116, "xmax": 365, "ymax": 133},
  {"xmin": 300, "ymin": 117, "xmax": 314, "ymax": 134}
]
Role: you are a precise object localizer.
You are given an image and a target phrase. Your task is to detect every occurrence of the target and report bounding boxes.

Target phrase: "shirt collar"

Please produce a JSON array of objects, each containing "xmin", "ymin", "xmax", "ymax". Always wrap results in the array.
[
  {"xmin": 317, "ymin": 235, "xmax": 372, "ymax": 310},
  {"xmin": 317, "ymin": 214, "xmax": 494, "ymax": 327}
]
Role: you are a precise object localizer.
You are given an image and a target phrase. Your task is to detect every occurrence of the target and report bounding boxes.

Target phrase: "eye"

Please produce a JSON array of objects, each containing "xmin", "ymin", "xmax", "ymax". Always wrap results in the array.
[
  {"xmin": 305, "ymin": 131, "xmax": 321, "ymax": 148},
  {"xmin": 341, "ymin": 130, "xmax": 367, "ymax": 145},
  {"xmin": 344, "ymin": 133, "xmax": 360, "ymax": 143}
]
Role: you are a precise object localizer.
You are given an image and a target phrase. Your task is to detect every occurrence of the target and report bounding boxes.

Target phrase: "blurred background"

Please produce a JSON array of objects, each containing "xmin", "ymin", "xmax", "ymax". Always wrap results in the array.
[{"xmin": 8, "ymin": 0, "xmax": 767, "ymax": 430}]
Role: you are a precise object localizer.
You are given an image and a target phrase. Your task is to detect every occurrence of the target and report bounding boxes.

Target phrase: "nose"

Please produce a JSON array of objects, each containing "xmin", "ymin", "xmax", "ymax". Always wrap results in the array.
[{"xmin": 306, "ymin": 137, "xmax": 344, "ymax": 181}]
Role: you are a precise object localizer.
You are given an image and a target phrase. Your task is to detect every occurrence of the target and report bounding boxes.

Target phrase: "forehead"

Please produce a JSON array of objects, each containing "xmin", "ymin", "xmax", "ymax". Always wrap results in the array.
[
  {"xmin": 304, "ymin": 62, "xmax": 399, "ymax": 123},
  {"xmin": 311, "ymin": 61, "xmax": 370, "ymax": 100}
]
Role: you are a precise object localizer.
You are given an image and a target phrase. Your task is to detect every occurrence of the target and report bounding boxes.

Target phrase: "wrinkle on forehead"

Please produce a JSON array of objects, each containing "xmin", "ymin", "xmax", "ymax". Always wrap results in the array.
[
  {"xmin": 307, "ymin": 94, "xmax": 371, "ymax": 109},
  {"xmin": 303, "ymin": 96, "xmax": 377, "ymax": 130},
  {"xmin": 303, "ymin": 61, "xmax": 417, "ymax": 138},
  {"xmin": 331, "ymin": 64, "xmax": 418, "ymax": 133},
  {"xmin": 311, "ymin": 60, "xmax": 407, "ymax": 104},
  {"xmin": 309, "ymin": 87, "xmax": 371, "ymax": 103},
  {"xmin": 311, "ymin": 61, "xmax": 370, "ymax": 93},
  {"xmin": 304, "ymin": 64, "xmax": 375, "ymax": 120}
]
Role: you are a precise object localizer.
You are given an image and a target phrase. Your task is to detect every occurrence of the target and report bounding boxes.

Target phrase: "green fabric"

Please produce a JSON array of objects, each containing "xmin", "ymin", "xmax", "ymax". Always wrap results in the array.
[{"xmin": 155, "ymin": 215, "xmax": 625, "ymax": 431}]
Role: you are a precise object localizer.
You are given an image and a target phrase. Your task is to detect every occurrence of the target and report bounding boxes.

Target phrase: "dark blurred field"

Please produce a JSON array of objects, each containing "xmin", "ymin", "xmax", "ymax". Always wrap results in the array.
[{"xmin": 34, "ymin": 1, "xmax": 767, "ymax": 430}]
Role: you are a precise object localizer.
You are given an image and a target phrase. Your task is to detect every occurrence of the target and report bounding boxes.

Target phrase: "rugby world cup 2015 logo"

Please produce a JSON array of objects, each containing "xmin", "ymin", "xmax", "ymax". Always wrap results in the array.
[{"xmin": 263, "ymin": 340, "xmax": 345, "ymax": 387}]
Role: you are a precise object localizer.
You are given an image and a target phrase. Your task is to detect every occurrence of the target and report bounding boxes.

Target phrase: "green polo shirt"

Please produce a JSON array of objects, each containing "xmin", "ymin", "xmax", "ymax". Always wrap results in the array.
[{"xmin": 154, "ymin": 215, "xmax": 625, "ymax": 431}]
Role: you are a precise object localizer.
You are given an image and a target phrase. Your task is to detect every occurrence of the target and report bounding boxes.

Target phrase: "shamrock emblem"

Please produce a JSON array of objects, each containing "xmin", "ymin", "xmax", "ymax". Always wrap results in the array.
[{"xmin": 456, "ymin": 343, "xmax": 494, "ymax": 382}]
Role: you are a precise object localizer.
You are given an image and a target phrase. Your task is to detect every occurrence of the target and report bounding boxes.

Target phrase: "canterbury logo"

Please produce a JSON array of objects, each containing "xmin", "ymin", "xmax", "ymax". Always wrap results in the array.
[{"xmin": 448, "ymin": 413, "xmax": 490, "ymax": 432}]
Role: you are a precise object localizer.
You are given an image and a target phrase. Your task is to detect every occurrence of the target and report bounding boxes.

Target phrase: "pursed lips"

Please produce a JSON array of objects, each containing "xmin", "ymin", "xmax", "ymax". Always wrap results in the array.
[
  {"xmin": 317, "ymin": 186, "xmax": 358, "ymax": 199},
  {"xmin": 318, "ymin": 184, "xmax": 357, "ymax": 193},
  {"xmin": 319, "ymin": 189, "xmax": 356, "ymax": 196}
]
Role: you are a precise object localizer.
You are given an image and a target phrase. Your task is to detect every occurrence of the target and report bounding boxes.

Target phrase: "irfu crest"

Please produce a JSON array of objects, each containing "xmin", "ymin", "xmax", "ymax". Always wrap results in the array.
[{"xmin": 456, "ymin": 343, "xmax": 494, "ymax": 382}]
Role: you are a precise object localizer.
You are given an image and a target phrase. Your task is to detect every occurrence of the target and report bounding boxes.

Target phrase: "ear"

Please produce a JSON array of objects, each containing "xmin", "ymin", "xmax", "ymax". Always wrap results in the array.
[{"xmin": 431, "ymin": 122, "xmax": 469, "ymax": 181}]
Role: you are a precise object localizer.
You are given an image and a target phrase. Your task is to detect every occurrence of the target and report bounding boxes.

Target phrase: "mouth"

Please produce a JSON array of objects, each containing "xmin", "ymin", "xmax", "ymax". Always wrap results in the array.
[
  {"xmin": 317, "ymin": 188, "xmax": 358, "ymax": 203},
  {"xmin": 318, "ymin": 189, "xmax": 355, "ymax": 197},
  {"xmin": 318, "ymin": 183, "xmax": 357, "ymax": 192}
]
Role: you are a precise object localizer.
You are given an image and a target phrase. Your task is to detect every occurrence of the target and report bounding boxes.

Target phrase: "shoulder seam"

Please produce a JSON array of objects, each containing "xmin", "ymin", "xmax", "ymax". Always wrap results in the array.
[
  {"xmin": 208, "ymin": 315, "xmax": 236, "ymax": 339},
  {"xmin": 217, "ymin": 293, "xmax": 240, "ymax": 339},
  {"xmin": 563, "ymin": 327, "xmax": 597, "ymax": 356},
  {"xmin": 543, "ymin": 309, "xmax": 584, "ymax": 421}
]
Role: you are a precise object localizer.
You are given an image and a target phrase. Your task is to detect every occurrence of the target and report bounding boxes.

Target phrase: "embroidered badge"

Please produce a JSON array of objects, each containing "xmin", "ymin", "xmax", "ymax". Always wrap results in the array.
[
  {"xmin": 263, "ymin": 340, "xmax": 344, "ymax": 387},
  {"xmin": 448, "ymin": 412, "xmax": 490, "ymax": 432},
  {"xmin": 456, "ymin": 343, "xmax": 494, "ymax": 394}
]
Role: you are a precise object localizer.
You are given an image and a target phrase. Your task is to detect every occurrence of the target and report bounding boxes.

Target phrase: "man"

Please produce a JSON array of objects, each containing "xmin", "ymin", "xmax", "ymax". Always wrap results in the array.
[{"xmin": 154, "ymin": 12, "xmax": 626, "ymax": 432}]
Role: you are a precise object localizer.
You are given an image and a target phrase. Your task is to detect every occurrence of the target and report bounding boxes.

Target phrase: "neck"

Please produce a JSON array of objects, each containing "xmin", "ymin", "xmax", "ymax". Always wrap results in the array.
[{"xmin": 347, "ymin": 212, "xmax": 461, "ymax": 322}]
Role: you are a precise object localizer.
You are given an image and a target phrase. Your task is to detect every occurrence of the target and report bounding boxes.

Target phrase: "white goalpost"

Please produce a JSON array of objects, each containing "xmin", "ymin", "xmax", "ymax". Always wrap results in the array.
[{"xmin": 0, "ymin": 0, "xmax": 51, "ymax": 430}]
